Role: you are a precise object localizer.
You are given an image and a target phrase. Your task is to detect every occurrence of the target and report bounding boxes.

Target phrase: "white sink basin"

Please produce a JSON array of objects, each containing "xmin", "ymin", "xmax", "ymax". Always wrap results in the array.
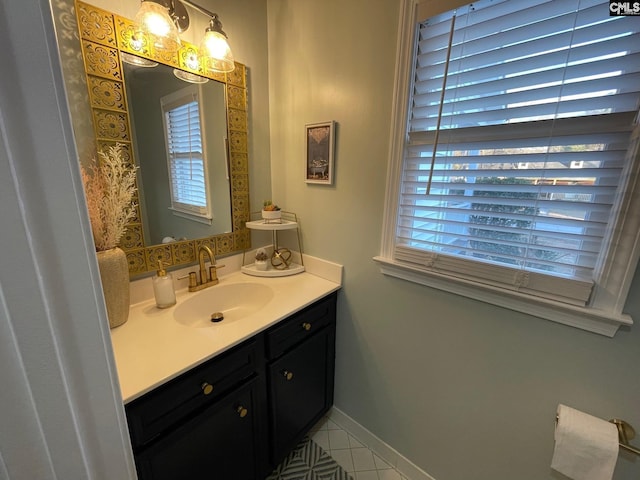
[{"xmin": 173, "ymin": 282, "xmax": 274, "ymax": 328}]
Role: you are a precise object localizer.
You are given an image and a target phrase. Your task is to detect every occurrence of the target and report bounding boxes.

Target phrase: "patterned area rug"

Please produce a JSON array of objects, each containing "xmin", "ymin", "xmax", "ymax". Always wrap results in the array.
[{"xmin": 266, "ymin": 437, "xmax": 353, "ymax": 480}]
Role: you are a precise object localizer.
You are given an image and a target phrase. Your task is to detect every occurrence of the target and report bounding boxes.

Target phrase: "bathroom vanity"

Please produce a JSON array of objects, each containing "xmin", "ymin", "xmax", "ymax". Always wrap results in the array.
[{"xmin": 110, "ymin": 269, "xmax": 340, "ymax": 479}]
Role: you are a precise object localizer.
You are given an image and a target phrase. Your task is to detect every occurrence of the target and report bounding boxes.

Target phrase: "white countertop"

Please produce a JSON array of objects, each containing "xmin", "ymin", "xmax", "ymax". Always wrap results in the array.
[{"xmin": 110, "ymin": 265, "xmax": 341, "ymax": 404}]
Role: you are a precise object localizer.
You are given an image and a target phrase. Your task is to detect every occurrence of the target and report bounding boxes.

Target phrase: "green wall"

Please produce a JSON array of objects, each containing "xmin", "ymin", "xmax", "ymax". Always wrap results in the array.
[{"xmin": 266, "ymin": 1, "xmax": 640, "ymax": 479}]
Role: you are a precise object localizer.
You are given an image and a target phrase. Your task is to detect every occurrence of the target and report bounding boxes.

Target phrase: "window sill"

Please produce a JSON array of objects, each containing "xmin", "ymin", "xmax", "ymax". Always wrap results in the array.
[
  {"xmin": 373, "ymin": 256, "xmax": 632, "ymax": 337},
  {"xmin": 169, "ymin": 208, "xmax": 212, "ymax": 225}
]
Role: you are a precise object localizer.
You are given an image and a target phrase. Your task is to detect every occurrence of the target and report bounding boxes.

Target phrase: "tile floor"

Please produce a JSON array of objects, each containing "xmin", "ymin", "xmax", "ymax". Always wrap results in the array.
[{"xmin": 309, "ymin": 416, "xmax": 410, "ymax": 480}]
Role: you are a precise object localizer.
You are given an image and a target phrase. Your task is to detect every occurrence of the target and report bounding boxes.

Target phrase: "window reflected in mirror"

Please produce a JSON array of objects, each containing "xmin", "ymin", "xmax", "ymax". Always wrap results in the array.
[{"xmin": 124, "ymin": 62, "xmax": 232, "ymax": 245}]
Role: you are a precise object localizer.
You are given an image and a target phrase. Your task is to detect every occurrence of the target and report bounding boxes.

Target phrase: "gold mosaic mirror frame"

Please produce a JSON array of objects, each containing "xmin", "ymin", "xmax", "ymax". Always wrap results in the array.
[{"xmin": 75, "ymin": 0, "xmax": 250, "ymax": 277}]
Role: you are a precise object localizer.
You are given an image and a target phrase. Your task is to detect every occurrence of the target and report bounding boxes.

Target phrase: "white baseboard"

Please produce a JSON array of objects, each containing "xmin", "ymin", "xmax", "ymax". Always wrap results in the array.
[{"xmin": 327, "ymin": 407, "xmax": 437, "ymax": 480}]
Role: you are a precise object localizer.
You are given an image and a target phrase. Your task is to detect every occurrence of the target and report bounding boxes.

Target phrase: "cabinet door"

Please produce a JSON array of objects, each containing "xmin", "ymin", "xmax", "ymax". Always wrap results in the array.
[
  {"xmin": 135, "ymin": 377, "xmax": 263, "ymax": 480},
  {"xmin": 126, "ymin": 338, "xmax": 259, "ymax": 449},
  {"xmin": 268, "ymin": 325, "xmax": 335, "ymax": 463}
]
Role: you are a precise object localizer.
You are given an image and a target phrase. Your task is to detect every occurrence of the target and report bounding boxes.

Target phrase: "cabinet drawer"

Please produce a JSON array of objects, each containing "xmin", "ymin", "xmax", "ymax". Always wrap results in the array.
[
  {"xmin": 126, "ymin": 338, "xmax": 260, "ymax": 448},
  {"xmin": 266, "ymin": 293, "xmax": 336, "ymax": 359}
]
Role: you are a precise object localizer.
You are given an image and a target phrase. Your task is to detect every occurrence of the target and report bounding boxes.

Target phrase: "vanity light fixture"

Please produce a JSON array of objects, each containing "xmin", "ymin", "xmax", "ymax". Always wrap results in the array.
[{"xmin": 134, "ymin": 0, "xmax": 235, "ymax": 73}]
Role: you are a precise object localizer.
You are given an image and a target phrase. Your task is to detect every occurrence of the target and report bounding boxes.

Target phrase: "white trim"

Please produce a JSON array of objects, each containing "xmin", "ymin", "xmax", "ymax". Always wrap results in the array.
[
  {"xmin": 380, "ymin": 0, "xmax": 417, "ymax": 259},
  {"xmin": 169, "ymin": 206, "xmax": 213, "ymax": 224},
  {"xmin": 591, "ymin": 126, "xmax": 640, "ymax": 314},
  {"xmin": 299, "ymin": 253, "xmax": 344, "ymax": 284},
  {"xmin": 0, "ymin": 0, "xmax": 135, "ymax": 477},
  {"xmin": 328, "ymin": 407, "xmax": 437, "ymax": 480},
  {"xmin": 374, "ymin": 256, "xmax": 631, "ymax": 337}
]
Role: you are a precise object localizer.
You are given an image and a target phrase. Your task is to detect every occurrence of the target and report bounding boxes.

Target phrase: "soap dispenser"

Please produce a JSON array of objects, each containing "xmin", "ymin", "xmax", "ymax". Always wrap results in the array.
[{"xmin": 153, "ymin": 260, "xmax": 176, "ymax": 308}]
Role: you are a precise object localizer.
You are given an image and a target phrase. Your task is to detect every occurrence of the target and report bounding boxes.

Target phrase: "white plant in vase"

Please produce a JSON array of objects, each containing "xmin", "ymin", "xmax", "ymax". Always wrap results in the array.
[
  {"xmin": 81, "ymin": 143, "xmax": 138, "ymax": 252},
  {"xmin": 81, "ymin": 143, "xmax": 138, "ymax": 328},
  {"xmin": 254, "ymin": 248, "xmax": 269, "ymax": 271}
]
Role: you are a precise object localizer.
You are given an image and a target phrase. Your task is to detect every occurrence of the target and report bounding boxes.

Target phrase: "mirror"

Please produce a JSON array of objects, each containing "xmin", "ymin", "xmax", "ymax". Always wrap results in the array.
[
  {"xmin": 123, "ymin": 62, "xmax": 232, "ymax": 244},
  {"xmin": 76, "ymin": 1, "xmax": 250, "ymax": 277}
]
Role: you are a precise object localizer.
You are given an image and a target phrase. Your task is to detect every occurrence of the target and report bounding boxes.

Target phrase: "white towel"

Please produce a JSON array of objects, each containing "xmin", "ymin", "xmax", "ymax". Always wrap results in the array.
[{"xmin": 551, "ymin": 404, "xmax": 619, "ymax": 480}]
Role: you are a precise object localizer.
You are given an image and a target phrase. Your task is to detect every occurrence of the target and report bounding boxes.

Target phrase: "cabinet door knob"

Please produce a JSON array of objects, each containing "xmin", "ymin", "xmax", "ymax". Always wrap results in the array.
[
  {"xmin": 201, "ymin": 382, "xmax": 214, "ymax": 395},
  {"xmin": 282, "ymin": 370, "xmax": 294, "ymax": 381},
  {"xmin": 236, "ymin": 406, "xmax": 248, "ymax": 418},
  {"xmin": 302, "ymin": 322, "xmax": 312, "ymax": 331}
]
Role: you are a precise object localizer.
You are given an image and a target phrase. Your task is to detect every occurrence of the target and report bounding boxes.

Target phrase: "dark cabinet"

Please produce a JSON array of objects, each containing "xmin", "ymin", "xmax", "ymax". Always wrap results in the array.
[
  {"xmin": 125, "ymin": 292, "xmax": 337, "ymax": 480},
  {"xmin": 135, "ymin": 377, "xmax": 263, "ymax": 480},
  {"xmin": 267, "ymin": 294, "xmax": 336, "ymax": 465},
  {"xmin": 126, "ymin": 339, "xmax": 261, "ymax": 449}
]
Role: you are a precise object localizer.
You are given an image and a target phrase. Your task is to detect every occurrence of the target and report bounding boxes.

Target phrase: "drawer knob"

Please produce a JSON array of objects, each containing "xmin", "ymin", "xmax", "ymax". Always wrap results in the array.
[
  {"xmin": 237, "ymin": 406, "xmax": 248, "ymax": 418},
  {"xmin": 201, "ymin": 382, "xmax": 214, "ymax": 395},
  {"xmin": 282, "ymin": 370, "xmax": 294, "ymax": 381},
  {"xmin": 302, "ymin": 322, "xmax": 312, "ymax": 331}
]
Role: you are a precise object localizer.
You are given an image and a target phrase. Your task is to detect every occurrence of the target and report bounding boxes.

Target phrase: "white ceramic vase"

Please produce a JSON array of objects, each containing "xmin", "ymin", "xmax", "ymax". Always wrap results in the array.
[
  {"xmin": 96, "ymin": 247, "xmax": 130, "ymax": 329},
  {"xmin": 261, "ymin": 209, "xmax": 282, "ymax": 222},
  {"xmin": 255, "ymin": 259, "xmax": 268, "ymax": 271}
]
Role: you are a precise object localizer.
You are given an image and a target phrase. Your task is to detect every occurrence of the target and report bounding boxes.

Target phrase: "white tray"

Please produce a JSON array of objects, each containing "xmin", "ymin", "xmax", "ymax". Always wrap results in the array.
[
  {"xmin": 246, "ymin": 219, "xmax": 299, "ymax": 231},
  {"xmin": 241, "ymin": 262, "xmax": 305, "ymax": 277}
]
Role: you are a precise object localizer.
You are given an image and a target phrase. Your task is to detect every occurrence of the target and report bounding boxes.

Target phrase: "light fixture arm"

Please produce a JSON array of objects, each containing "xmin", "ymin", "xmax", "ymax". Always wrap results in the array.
[
  {"xmin": 179, "ymin": 0, "xmax": 228, "ymax": 38},
  {"xmin": 143, "ymin": 0, "xmax": 224, "ymax": 34},
  {"xmin": 178, "ymin": 0, "xmax": 218, "ymax": 21}
]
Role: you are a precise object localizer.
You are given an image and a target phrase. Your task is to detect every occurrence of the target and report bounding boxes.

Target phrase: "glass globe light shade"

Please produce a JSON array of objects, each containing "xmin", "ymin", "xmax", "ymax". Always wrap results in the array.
[
  {"xmin": 120, "ymin": 52, "xmax": 158, "ymax": 67},
  {"xmin": 135, "ymin": 1, "xmax": 181, "ymax": 53},
  {"xmin": 173, "ymin": 69, "xmax": 209, "ymax": 84},
  {"xmin": 199, "ymin": 29, "xmax": 234, "ymax": 73}
]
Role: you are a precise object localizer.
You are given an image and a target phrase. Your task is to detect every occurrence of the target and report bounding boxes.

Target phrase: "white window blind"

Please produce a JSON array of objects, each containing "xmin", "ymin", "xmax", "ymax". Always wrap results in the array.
[
  {"xmin": 398, "ymin": 0, "xmax": 640, "ymax": 307},
  {"xmin": 161, "ymin": 86, "xmax": 211, "ymax": 220}
]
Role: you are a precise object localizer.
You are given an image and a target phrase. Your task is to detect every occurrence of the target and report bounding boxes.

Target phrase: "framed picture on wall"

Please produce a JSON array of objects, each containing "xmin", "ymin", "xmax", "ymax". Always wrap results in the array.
[{"xmin": 305, "ymin": 121, "xmax": 335, "ymax": 185}]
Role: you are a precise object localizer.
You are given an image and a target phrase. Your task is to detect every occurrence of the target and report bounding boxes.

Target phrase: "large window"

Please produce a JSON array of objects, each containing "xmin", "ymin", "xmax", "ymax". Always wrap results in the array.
[{"xmin": 378, "ymin": 0, "xmax": 640, "ymax": 336}]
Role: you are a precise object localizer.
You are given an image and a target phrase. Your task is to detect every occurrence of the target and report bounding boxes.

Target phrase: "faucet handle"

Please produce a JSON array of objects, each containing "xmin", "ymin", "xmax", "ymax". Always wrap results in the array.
[
  {"xmin": 178, "ymin": 272, "xmax": 198, "ymax": 289},
  {"xmin": 209, "ymin": 264, "xmax": 225, "ymax": 282}
]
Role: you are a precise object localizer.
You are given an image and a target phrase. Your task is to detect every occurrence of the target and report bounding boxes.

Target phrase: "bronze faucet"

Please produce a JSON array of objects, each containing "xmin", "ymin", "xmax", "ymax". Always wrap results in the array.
[{"xmin": 184, "ymin": 245, "xmax": 225, "ymax": 292}]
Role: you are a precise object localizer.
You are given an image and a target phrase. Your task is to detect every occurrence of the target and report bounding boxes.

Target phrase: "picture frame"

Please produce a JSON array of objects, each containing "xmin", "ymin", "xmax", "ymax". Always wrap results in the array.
[{"xmin": 305, "ymin": 121, "xmax": 335, "ymax": 185}]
